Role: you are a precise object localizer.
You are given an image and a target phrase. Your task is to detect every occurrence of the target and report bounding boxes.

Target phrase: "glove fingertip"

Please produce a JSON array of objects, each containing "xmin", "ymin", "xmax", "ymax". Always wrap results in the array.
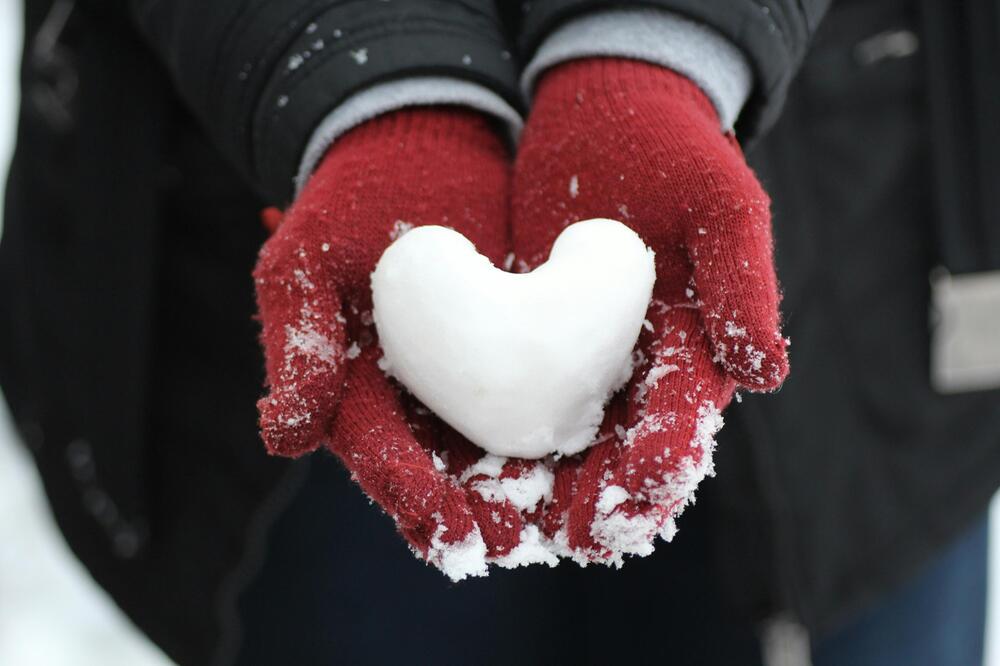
[
  {"xmin": 465, "ymin": 489, "xmax": 524, "ymax": 558},
  {"xmin": 418, "ymin": 497, "xmax": 490, "ymax": 582},
  {"xmin": 716, "ymin": 328, "xmax": 789, "ymax": 391},
  {"xmin": 427, "ymin": 529, "xmax": 489, "ymax": 582},
  {"xmin": 257, "ymin": 393, "xmax": 331, "ymax": 458},
  {"xmin": 260, "ymin": 206, "xmax": 285, "ymax": 235}
]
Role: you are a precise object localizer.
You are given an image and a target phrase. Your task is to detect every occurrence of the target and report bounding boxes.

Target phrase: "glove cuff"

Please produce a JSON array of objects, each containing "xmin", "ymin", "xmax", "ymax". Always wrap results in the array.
[
  {"xmin": 296, "ymin": 78, "xmax": 523, "ymax": 197},
  {"xmin": 303, "ymin": 106, "xmax": 511, "ymax": 199},
  {"xmin": 530, "ymin": 57, "xmax": 723, "ymax": 132},
  {"xmin": 522, "ymin": 9, "xmax": 752, "ymax": 131}
]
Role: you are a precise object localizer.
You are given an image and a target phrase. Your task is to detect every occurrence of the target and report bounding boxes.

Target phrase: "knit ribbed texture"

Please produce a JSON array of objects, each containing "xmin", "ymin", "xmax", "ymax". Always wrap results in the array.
[
  {"xmin": 296, "ymin": 77, "xmax": 523, "ymax": 197},
  {"xmin": 521, "ymin": 8, "xmax": 753, "ymax": 130},
  {"xmin": 254, "ymin": 108, "xmax": 525, "ymax": 571},
  {"xmin": 513, "ymin": 58, "xmax": 789, "ymax": 560}
]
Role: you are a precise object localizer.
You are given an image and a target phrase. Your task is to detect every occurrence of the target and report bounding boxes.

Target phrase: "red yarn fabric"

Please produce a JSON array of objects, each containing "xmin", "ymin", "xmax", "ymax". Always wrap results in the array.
[
  {"xmin": 253, "ymin": 108, "xmax": 524, "ymax": 569},
  {"xmin": 254, "ymin": 62, "xmax": 789, "ymax": 573},
  {"xmin": 512, "ymin": 58, "xmax": 789, "ymax": 562}
]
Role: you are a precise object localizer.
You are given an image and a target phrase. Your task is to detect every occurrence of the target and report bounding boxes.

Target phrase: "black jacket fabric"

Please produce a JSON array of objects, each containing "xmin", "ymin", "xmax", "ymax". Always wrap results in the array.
[
  {"xmin": 123, "ymin": 0, "xmax": 825, "ymax": 204},
  {"xmin": 715, "ymin": 0, "xmax": 1000, "ymax": 634},
  {"xmin": 128, "ymin": 0, "xmax": 521, "ymax": 204},
  {"xmin": 519, "ymin": 0, "xmax": 830, "ymax": 147},
  {"xmin": 6, "ymin": 0, "xmax": 998, "ymax": 664}
]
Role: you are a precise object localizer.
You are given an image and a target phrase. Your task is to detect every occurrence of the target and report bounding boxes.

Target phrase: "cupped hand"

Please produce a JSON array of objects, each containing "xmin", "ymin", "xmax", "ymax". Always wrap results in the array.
[
  {"xmin": 510, "ymin": 58, "xmax": 789, "ymax": 564},
  {"xmin": 254, "ymin": 108, "xmax": 553, "ymax": 579}
]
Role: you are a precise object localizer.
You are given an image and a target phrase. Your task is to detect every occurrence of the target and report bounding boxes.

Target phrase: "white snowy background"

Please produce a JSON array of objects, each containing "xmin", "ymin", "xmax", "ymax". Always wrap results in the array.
[{"xmin": 0, "ymin": 1, "xmax": 995, "ymax": 664}]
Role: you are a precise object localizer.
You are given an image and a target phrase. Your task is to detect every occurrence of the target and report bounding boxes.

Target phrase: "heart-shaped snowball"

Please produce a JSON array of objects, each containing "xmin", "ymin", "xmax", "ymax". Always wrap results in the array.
[{"xmin": 371, "ymin": 218, "xmax": 656, "ymax": 459}]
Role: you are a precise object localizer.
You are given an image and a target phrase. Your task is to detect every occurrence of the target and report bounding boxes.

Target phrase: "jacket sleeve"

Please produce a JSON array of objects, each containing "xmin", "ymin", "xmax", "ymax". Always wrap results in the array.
[
  {"xmin": 517, "ymin": 0, "xmax": 831, "ymax": 144},
  {"xmin": 128, "ymin": 0, "xmax": 521, "ymax": 204}
]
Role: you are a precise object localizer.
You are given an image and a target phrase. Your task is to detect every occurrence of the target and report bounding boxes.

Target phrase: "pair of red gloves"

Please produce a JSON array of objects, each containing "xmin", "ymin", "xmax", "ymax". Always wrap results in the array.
[{"xmin": 254, "ymin": 58, "xmax": 788, "ymax": 578}]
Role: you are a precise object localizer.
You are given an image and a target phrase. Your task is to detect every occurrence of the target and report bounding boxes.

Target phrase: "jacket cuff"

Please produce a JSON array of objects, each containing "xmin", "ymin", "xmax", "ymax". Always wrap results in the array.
[
  {"xmin": 252, "ymin": 4, "xmax": 521, "ymax": 204},
  {"xmin": 522, "ymin": 9, "xmax": 752, "ymax": 130},
  {"xmin": 518, "ymin": 0, "xmax": 820, "ymax": 147},
  {"xmin": 296, "ymin": 77, "xmax": 523, "ymax": 196}
]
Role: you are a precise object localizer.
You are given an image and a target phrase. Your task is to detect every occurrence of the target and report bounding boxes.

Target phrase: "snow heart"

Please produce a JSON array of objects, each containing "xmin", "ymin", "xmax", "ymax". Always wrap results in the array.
[{"xmin": 371, "ymin": 218, "xmax": 656, "ymax": 458}]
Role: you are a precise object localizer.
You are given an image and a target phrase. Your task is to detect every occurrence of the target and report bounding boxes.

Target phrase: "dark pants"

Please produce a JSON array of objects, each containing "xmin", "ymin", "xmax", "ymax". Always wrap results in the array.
[
  {"xmin": 813, "ymin": 513, "xmax": 987, "ymax": 666},
  {"xmin": 236, "ymin": 454, "xmax": 987, "ymax": 665}
]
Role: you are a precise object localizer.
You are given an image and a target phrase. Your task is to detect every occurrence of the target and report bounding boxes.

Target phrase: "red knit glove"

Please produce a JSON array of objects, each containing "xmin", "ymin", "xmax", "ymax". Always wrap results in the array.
[
  {"xmin": 254, "ymin": 108, "xmax": 531, "ymax": 578},
  {"xmin": 512, "ymin": 59, "xmax": 789, "ymax": 564}
]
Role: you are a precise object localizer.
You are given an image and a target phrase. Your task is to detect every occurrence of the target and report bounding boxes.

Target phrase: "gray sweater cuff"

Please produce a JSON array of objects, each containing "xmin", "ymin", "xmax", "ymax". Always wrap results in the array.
[
  {"xmin": 296, "ymin": 77, "xmax": 523, "ymax": 196},
  {"xmin": 522, "ymin": 9, "xmax": 753, "ymax": 131}
]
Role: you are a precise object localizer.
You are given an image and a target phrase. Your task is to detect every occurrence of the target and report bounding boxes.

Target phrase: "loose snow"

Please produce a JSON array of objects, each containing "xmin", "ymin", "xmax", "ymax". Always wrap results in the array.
[
  {"xmin": 425, "ymin": 522, "xmax": 488, "ymax": 582},
  {"xmin": 596, "ymin": 485, "xmax": 630, "ymax": 514},
  {"xmin": 590, "ymin": 508, "xmax": 660, "ymax": 564},
  {"xmin": 459, "ymin": 453, "xmax": 555, "ymax": 513},
  {"xmin": 586, "ymin": 401, "xmax": 723, "ymax": 566},
  {"xmin": 493, "ymin": 525, "xmax": 560, "ymax": 569},
  {"xmin": 464, "ymin": 456, "xmax": 555, "ymax": 513},
  {"xmin": 389, "ymin": 219, "xmax": 413, "ymax": 240}
]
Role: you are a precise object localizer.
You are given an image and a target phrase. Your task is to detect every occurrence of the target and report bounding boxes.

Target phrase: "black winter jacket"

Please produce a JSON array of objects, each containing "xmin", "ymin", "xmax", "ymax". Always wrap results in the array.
[
  {"xmin": 129, "ymin": 0, "xmax": 828, "ymax": 205},
  {"xmin": 4, "ymin": 0, "xmax": 998, "ymax": 664},
  {"xmin": 717, "ymin": 0, "xmax": 1000, "ymax": 634}
]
